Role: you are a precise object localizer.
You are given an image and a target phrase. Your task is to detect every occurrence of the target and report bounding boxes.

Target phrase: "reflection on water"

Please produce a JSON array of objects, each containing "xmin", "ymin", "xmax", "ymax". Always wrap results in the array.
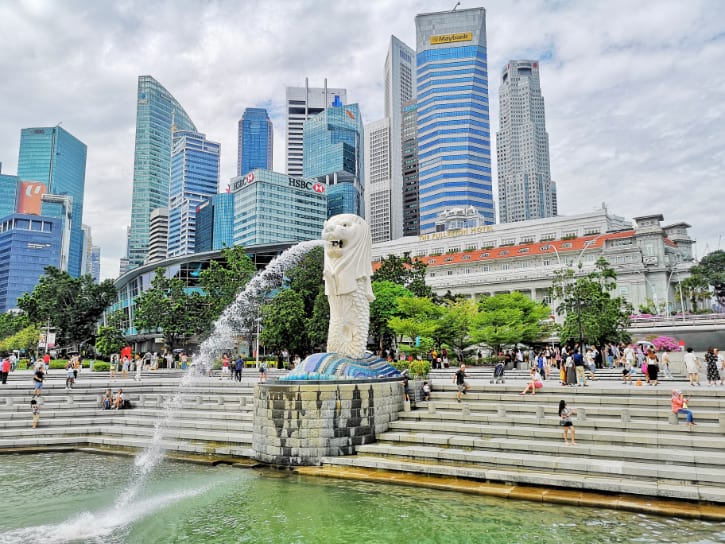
[{"xmin": 0, "ymin": 452, "xmax": 722, "ymax": 544}]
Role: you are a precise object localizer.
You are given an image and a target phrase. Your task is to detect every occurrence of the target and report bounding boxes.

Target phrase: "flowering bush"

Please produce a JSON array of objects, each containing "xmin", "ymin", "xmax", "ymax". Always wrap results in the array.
[{"xmin": 650, "ymin": 335, "xmax": 681, "ymax": 351}]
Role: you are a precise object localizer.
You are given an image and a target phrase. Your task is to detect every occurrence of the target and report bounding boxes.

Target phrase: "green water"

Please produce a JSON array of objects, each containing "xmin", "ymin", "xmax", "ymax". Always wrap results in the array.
[{"xmin": 0, "ymin": 452, "xmax": 721, "ymax": 543}]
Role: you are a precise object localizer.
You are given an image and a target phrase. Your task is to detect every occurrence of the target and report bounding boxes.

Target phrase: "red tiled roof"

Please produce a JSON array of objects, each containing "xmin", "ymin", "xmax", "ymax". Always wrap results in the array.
[{"xmin": 372, "ymin": 230, "xmax": 636, "ymax": 270}]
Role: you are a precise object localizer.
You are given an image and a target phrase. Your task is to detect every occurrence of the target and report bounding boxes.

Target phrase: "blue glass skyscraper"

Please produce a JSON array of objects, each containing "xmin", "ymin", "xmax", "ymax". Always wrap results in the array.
[
  {"xmin": 0, "ymin": 214, "xmax": 62, "ymax": 312},
  {"xmin": 303, "ymin": 99, "xmax": 364, "ymax": 218},
  {"xmin": 17, "ymin": 126, "xmax": 87, "ymax": 277},
  {"xmin": 195, "ymin": 192, "xmax": 235, "ymax": 253},
  {"xmin": 415, "ymin": 8, "xmax": 494, "ymax": 232},
  {"xmin": 167, "ymin": 130, "xmax": 220, "ymax": 257},
  {"xmin": 0, "ymin": 172, "xmax": 19, "ymax": 219},
  {"xmin": 127, "ymin": 76, "xmax": 197, "ymax": 269},
  {"xmin": 237, "ymin": 108, "xmax": 273, "ymax": 176}
]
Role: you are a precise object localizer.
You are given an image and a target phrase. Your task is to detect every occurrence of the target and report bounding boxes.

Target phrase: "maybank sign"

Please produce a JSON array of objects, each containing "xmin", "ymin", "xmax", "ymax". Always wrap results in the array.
[{"xmin": 430, "ymin": 32, "xmax": 472, "ymax": 45}]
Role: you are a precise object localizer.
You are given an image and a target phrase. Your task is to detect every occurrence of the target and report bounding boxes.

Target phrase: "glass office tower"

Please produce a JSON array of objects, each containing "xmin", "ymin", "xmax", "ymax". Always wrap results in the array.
[
  {"xmin": 0, "ymin": 172, "xmax": 19, "ymax": 219},
  {"xmin": 195, "ymin": 192, "xmax": 235, "ymax": 253},
  {"xmin": 303, "ymin": 100, "xmax": 364, "ymax": 218},
  {"xmin": 415, "ymin": 8, "xmax": 494, "ymax": 232},
  {"xmin": 17, "ymin": 126, "xmax": 87, "ymax": 277},
  {"xmin": 127, "ymin": 75, "xmax": 197, "ymax": 269},
  {"xmin": 167, "ymin": 130, "xmax": 220, "ymax": 258},
  {"xmin": 0, "ymin": 214, "xmax": 62, "ymax": 312},
  {"xmin": 237, "ymin": 108, "xmax": 273, "ymax": 176}
]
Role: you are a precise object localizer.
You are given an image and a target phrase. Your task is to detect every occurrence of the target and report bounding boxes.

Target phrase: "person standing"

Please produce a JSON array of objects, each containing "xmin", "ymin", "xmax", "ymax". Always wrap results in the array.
[
  {"xmin": 684, "ymin": 347, "xmax": 701, "ymax": 386},
  {"xmin": 1, "ymin": 355, "xmax": 10, "ymax": 384},
  {"xmin": 705, "ymin": 346, "xmax": 719, "ymax": 386},
  {"xmin": 42, "ymin": 352, "xmax": 51, "ymax": 374},
  {"xmin": 121, "ymin": 356, "xmax": 130, "ymax": 379},
  {"xmin": 717, "ymin": 348, "xmax": 725, "ymax": 386},
  {"xmin": 32, "ymin": 365, "xmax": 44, "ymax": 397},
  {"xmin": 234, "ymin": 355, "xmax": 243, "ymax": 382},
  {"xmin": 573, "ymin": 349, "xmax": 586, "ymax": 387},
  {"xmin": 452, "ymin": 364, "xmax": 470, "ymax": 402},
  {"xmin": 558, "ymin": 400, "xmax": 576, "ymax": 445},
  {"xmin": 221, "ymin": 353, "xmax": 231, "ymax": 380},
  {"xmin": 661, "ymin": 349, "xmax": 673, "ymax": 379},
  {"xmin": 645, "ymin": 348, "xmax": 660, "ymax": 386}
]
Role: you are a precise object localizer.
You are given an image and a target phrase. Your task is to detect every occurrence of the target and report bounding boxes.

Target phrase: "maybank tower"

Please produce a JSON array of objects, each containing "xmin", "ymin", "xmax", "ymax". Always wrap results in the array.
[{"xmin": 415, "ymin": 8, "xmax": 493, "ymax": 232}]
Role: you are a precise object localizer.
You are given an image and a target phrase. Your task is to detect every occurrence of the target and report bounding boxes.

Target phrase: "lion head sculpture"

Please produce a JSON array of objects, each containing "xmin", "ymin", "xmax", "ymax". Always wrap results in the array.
[{"xmin": 322, "ymin": 214, "xmax": 374, "ymax": 301}]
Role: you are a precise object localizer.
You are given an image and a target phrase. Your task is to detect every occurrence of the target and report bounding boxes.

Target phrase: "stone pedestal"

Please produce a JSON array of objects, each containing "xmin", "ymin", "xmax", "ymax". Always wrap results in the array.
[{"xmin": 253, "ymin": 378, "xmax": 404, "ymax": 466}]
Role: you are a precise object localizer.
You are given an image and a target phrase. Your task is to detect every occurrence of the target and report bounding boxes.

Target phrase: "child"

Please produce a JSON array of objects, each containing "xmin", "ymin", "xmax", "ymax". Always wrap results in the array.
[
  {"xmin": 422, "ymin": 381, "xmax": 431, "ymax": 401},
  {"xmin": 31, "ymin": 399, "xmax": 40, "ymax": 428},
  {"xmin": 558, "ymin": 400, "xmax": 576, "ymax": 445}
]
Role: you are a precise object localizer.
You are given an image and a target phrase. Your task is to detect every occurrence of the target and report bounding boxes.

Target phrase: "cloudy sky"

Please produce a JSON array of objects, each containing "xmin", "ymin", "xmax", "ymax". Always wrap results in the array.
[{"xmin": 1, "ymin": 0, "xmax": 723, "ymax": 279}]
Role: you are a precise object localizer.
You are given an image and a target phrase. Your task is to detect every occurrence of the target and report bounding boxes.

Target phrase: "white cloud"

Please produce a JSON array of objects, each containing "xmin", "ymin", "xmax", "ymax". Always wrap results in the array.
[{"xmin": 0, "ymin": 0, "xmax": 723, "ymax": 280}]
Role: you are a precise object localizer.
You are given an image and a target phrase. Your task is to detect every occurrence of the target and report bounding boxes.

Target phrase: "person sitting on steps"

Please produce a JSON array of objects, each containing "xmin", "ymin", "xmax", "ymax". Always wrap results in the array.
[
  {"xmin": 671, "ymin": 389, "xmax": 696, "ymax": 428},
  {"xmin": 112, "ymin": 388, "xmax": 124, "ymax": 410}
]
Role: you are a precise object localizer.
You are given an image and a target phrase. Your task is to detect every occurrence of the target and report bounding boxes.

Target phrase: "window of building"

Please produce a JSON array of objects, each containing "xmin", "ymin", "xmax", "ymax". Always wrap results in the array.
[
  {"xmin": 562, "ymin": 242, "xmax": 573, "ymax": 249},
  {"xmin": 521, "ymin": 236, "xmax": 534, "ymax": 244},
  {"xmin": 462, "ymin": 255, "xmax": 471, "ymax": 260},
  {"xmin": 518, "ymin": 247, "xmax": 529, "ymax": 253},
  {"xmin": 499, "ymin": 250, "xmax": 510, "ymax": 256},
  {"xmin": 584, "ymin": 227, "xmax": 601, "ymax": 236}
]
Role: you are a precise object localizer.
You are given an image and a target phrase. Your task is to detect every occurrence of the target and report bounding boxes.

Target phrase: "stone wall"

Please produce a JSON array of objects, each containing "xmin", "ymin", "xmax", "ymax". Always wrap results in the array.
[{"xmin": 253, "ymin": 379, "xmax": 404, "ymax": 466}]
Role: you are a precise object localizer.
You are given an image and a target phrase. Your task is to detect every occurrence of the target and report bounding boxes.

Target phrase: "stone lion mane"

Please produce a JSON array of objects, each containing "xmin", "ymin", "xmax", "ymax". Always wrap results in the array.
[{"xmin": 322, "ymin": 214, "xmax": 374, "ymax": 359}]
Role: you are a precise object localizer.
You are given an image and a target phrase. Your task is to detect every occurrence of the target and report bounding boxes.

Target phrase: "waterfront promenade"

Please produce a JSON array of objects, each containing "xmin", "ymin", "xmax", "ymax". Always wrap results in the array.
[{"xmin": 1, "ymin": 366, "xmax": 724, "ymax": 520}]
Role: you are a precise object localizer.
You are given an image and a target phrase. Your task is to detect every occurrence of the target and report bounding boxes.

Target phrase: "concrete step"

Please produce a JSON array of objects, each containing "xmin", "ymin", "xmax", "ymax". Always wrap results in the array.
[{"xmin": 319, "ymin": 455, "xmax": 724, "ymax": 503}]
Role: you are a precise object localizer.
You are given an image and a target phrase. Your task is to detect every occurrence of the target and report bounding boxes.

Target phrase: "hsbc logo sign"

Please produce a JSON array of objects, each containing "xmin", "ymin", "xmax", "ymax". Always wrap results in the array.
[
  {"xmin": 231, "ymin": 172, "xmax": 256, "ymax": 192},
  {"xmin": 288, "ymin": 177, "xmax": 326, "ymax": 194}
]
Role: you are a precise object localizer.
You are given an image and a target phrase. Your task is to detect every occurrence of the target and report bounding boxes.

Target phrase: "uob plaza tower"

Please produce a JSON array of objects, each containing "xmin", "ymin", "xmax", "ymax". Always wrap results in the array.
[{"xmin": 415, "ymin": 8, "xmax": 493, "ymax": 231}]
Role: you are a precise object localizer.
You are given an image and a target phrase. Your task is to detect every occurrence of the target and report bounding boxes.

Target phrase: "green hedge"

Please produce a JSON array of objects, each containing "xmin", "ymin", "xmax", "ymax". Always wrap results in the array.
[{"xmin": 92, "ymin": 362, "xmax": 110, "ymax": 372}]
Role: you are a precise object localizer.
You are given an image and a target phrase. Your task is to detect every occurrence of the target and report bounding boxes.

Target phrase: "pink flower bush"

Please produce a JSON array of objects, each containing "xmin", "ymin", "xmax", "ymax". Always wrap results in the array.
[{"xmin": 650, "ymin": 335, "xmax": 681, "ymax": 351}]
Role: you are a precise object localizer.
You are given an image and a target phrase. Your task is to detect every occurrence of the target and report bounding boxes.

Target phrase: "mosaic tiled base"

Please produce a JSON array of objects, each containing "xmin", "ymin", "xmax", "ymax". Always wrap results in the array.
[{"xmin": 280, "ymin": 352, "xmax": 401, "ymax": 381}]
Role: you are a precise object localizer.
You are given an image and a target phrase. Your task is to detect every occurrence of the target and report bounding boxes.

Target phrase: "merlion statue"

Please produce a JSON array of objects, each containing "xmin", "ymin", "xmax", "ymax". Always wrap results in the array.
[
  {"xmin": 322, "ymin": 214, "xmax": 375, "ymax": 359},
  {"xmin": 280, "ymin": 214, "xmax": 399, "ymax": 381}
]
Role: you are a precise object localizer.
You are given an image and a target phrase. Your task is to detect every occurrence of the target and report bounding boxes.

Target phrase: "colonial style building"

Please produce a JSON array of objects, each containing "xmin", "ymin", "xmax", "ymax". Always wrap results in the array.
[{"xmin": 372, "ymin": 207, "xmax": 694, "ymax": 317}]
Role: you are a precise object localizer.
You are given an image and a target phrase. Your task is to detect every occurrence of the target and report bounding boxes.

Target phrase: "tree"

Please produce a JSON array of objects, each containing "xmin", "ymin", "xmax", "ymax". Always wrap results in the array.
[
  {"xmin": 550, "ymin": 259, "xmax": 631, "ymax": 346},
  {"xmin": 198, "ymin": 246, "xmax": 256, "ymax": 324},
  {"xmin": 286, "ymin": 246, "xmax": 325, "ymax": 317},
  {"xmin": 437, "ymin": 299, "xmax": 479, "ymax": 354},
  {"xmin": 0, "ymin": 312, "xmax": 28, "ymax": 342},
  {"xmin": 471, "ymin": 292, "xmax": 551, "ymax": 353},
  {"xmin": 389, "ymin": 296, "xmax": 441, "ymax": 350},
  {"xmin": 133, "ymin": 269, "xmax": 205, "ymax": 350},
  {"xmin": 18, "ymin": 267, "xmax": 117, "ymax": 351},
  {"xmin": 679, "ymin": 275, "xmax": 711, "ymax": 312},
  {"xmin": 369, "ymin": 281, "xmax": 413, "ymax": 354},
  {"xmin": 0, "ymin": 324, "xmax": 40, "ymax": 355},
  {"xmin": 260, "ymin": 289, "xmax": 308, "ymax": 356},
  {"xmin": 95, "ymin": 325, "xmax": 125, "ymax": 358},
  {"xmin": 306, "ymin": 288, "xmax": 330, "ymax": 353},
  {"xmin": 686, "ymin": 250, "xmax": 725, "ymax": 312},
  {"xmin": 372, "ymin": 255, "xmax": 432, "ymax": 298}
]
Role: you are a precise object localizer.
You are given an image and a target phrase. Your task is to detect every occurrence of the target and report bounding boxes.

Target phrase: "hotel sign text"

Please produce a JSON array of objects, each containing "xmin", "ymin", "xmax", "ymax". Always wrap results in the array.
[{"xmin": 419, "ymin": 225, "xmax": 493, "ymax": 241}]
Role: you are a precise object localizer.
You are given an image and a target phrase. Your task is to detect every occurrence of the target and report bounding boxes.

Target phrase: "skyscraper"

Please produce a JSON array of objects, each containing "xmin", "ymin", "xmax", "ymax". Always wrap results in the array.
[
  {"xmin": 285, "ymin": 79, "xmax": 347, "ymax": 177},
  {"xmin": 364, "ymin": 118, "xmax": 392, "ymax": 242},
  {"xmin": 17, "ymin": 125, "xmax": 87, "ymax": 277},
  {"xmin": 145, "ymin": 208, "xmax": 168, "ymax": 264},
  {"xmin": 167, "ymin": 129, "xmax": 220, "ymax": 258},
  {"xmin": 0, "ymin": 214, "xmax": 62, "ymax": 312},
  {"xmin": 496, "ymin": 60, "xmax": 555, "ymax": 223},
  {"xmin": 0, "ymin": 170, "xmax": 19, "ymax": 219},
  {"xmin": 303, "ymin": 100, "xmax": 364, "ymax": 218},
  {"xmin": 415, "ymin": 8, "xmax": 494, "ymax": 232},
  {"xmin": 365, "ymin": 36, "xmax": 416, "ymax": 243},
  {"xmin": 237, "ymin": 108, "xmax": 273, "ymax": 176},
  {"xmin": 401, "ymin": 99, "xmax": 420, "ymax": 236},
  {"xmin": 127, "ymin": 75, "xmax": 197, "ymax": 269},
  {"xmin": 195, "ymin": 192, "xmax": 235, "ymax": 253}
]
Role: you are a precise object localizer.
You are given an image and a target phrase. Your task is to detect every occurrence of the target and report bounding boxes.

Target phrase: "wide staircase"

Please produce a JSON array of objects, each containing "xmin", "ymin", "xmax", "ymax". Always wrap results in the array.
[
  {"xmin": 321, "ymin": 368, "xmax": 725, "ymax": 504},
  {"xmin": 3, "ymin": 366, "xmax": 724, "ymax": 505},
  {"xmin": 0, "ymin": 370, "xmax": 262, "ymax": 462}
]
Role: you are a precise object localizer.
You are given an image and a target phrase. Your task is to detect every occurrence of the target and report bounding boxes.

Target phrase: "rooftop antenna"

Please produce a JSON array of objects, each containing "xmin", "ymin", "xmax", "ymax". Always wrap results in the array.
[{"xmin": 452, "ymin": 1, "xmax": 460, "ymax": 11}]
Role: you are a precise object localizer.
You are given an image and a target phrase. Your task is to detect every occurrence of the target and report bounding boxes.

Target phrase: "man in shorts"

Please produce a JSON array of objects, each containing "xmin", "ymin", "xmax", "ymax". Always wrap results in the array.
[
  {"xmin": 33, "ymin": 365, "xmax": 45, "ymax": 397},
  {"xmin": 452, "ymin": 364, "xmax": 470, "ymax": 402}
]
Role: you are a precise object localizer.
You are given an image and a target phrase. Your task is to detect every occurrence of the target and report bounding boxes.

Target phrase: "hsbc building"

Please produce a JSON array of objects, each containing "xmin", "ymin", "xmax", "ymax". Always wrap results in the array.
[{"xmin": 232, "ymin": 169, "xmax": 327, "ymax": 247}]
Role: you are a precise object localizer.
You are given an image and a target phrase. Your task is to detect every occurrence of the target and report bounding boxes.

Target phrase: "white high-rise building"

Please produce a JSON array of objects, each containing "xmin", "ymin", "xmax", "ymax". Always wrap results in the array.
[
  {"xmin": 364, "ymin": 118, "xmax": 392, "ymax": 242},
  {"xmin": 366, "ymin": 37, "xmax": 415, "ymax": 243},
  {"xmin": 384, "ymin": 36, "xmax": 415, "ymax": 241},
  {"xmin": 285, "ymin": 79, "xmax": 346, "ymax": 177},
  {"xmin": 496, "ymin": 60, "xmax": 555, "ymax": 223}
]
